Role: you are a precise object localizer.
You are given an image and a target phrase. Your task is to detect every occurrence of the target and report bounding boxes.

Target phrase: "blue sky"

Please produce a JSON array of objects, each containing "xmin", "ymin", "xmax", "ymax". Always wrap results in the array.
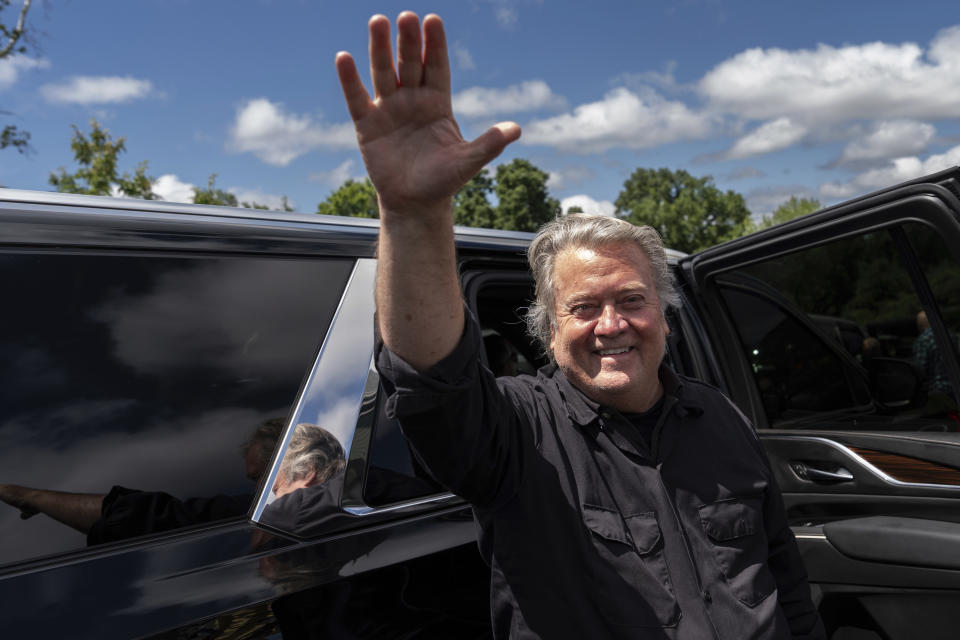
[{"xmin": 2, "ymin": 0, "xmax": 959, "ymax": 219}]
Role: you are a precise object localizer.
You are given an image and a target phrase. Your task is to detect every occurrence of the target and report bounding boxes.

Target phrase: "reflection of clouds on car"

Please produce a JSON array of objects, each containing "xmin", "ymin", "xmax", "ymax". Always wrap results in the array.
[{"xmin": 89, "ymin": 260, "xmax": 332, "ymax": 378}]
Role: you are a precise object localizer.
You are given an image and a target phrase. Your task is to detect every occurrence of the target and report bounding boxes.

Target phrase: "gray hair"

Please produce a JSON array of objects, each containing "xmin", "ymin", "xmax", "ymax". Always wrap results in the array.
[
  {"xmin": 525, "ymin": 213, "xmax": 681, "ymax": 356},
  {"xmin": 279, "ymin": 423, "xmax": 346, "ymax": 484}
]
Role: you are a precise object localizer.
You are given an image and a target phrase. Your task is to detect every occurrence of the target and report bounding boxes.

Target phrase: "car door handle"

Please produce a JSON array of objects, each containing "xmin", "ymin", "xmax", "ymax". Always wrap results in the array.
[{"xmin": 789, "ymin": 461, "xmax": 854, "ymax": 483}]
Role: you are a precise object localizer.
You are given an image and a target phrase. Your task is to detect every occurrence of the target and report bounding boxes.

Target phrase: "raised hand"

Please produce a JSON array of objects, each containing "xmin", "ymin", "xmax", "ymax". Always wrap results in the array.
[{"xmin": 336, "ymin": 12, "xmax": 519, "ymax": 218}]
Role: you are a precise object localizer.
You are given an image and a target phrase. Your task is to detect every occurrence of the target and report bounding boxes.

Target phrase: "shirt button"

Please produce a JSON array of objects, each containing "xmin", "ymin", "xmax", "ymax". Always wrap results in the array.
[{"xmin": 703, "ymin": 590, "xmax": 712, "ymax": 604}]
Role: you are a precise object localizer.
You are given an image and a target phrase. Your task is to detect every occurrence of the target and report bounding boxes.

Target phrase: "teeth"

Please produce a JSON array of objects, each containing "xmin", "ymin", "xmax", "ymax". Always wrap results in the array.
[{"xmin": 597, "ymin": 347, "xmax": 630, "ymax": 355}]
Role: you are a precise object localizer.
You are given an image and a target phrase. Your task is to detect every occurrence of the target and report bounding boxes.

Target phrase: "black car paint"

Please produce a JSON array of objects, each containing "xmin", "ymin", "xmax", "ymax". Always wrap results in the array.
[{"xmin": 2, "ymin": 170, "xmax": 960, "ymax": 638}]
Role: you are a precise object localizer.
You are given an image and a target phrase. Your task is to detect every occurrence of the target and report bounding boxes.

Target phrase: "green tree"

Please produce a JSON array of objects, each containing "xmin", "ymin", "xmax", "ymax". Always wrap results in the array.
[
  {"xmin": 494, "ymin": 159, "xmax": 561, "ymax": 232},
  {"xmin": 49, "ymin": 119, "xmax": 156, "ymax": 198},
  {"xmin": 760, "ymin": 196, "xmax": 821, "ymax": 229},
  {"xmin": 316, "ymin": 178, "xmax": 378, "ymax": 218},
  {"xmin": 453, "ymin": 169, "xmax": 496, "ymax": 228},
  {"xmin": 193, "ymin": 174, "xmax": 237, "ymax": 206},
  {"xmin": 566, "ymin": 205, "xmax": 584, "ymax": 214},
  {"xmin": 614, "ymin": 168, "xmax": 752, "ymax": 253},
  {"xmin": 1, "ymin": 0, "xmax": 34, "ymax": 154}
]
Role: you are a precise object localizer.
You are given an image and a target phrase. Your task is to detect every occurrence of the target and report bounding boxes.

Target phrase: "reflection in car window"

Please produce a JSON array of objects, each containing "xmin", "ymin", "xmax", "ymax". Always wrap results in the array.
[
  {"xmin": 0, "ymin": 252, "xmax": 351, "ymax": 567},
  {"xmin": 717, "ymin": 228, "xmax": 958, "ymax": 430}
]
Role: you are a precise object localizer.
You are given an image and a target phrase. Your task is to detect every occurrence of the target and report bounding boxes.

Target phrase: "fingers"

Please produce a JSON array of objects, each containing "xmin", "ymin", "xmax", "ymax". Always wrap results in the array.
[
  {"xmin": 460, "ymin": 122, "xmax": 522, "ymax": 178},
  {"xmin": 422, "ymin": 14, "xmax": 451, "ymax": 94},
  {"xmin": 336, "ymin": 52, "xmax": 372, "ymax": 122},
  {"xmin": 368, "ymin": 14, "xmax": 397, "ymax": 99},
  {"xmin": 396, "ymin": 11, "xmax": 423, "ymax": 88}
]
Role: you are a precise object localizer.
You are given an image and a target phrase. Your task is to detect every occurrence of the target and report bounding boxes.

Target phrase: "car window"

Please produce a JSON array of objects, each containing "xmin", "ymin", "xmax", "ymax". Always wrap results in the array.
[
  {"xmin": 0, "ymin": 251, "xmax": 351, "ymax": 567},
  {"xmin": 714, "ymin": 226, "xmax": 959, "ymax": 430}
]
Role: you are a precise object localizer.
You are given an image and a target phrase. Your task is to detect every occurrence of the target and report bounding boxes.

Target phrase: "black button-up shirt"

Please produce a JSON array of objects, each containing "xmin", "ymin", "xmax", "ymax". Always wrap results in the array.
[{"xmin": 377, "ymin": 312, "xmax": 824, "ymax": 639}]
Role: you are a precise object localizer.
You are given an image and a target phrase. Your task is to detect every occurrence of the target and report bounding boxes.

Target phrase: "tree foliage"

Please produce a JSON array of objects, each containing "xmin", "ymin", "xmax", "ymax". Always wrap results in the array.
[
  {"xmin": 192, "ymin": 175, "xmax": 294, "ymax": 211},
  {"xmin": 453, "ymin": 169, "xmax": 496, "ymax": 228},
  {"xmin": 451, "ymin": 159, "xmax": 560, "ymax": 231},
  {"xmin": 760, "ymin": 196, "xmax": 821, "ymax": 229},
  {"xmin": 614, "ymin": 168, "xmax": 752, "ymax": 254},
  {"xmin": 49, "ymin": 120, "xmax": 156, "ymax": 198},
  {"xmin": 493, "ymin": 159, "xmax": 561, "ymax": 232},
  {"xmin": 316, "ymin": 178, "xmax": 378, "ymax": 218},
  {"xmin": 1, "ymin": 0, "xmax": 34, "ymax": 155},
  {"xmin": 193, "ymin": 174, "xmax": 237, "ymax": 206}
]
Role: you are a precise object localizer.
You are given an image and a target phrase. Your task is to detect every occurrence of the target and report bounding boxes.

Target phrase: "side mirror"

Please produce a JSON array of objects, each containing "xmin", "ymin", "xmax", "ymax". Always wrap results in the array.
[{"xmin": 866, "ymin": 357, "xmax": 924, "ymax": 410}]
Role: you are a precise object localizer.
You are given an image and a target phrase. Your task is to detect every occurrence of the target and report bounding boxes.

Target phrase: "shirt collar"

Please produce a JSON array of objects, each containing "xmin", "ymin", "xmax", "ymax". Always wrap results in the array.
[{"xmin": 551, "ymin": 362, "xmax": 702, "ymax": 428}]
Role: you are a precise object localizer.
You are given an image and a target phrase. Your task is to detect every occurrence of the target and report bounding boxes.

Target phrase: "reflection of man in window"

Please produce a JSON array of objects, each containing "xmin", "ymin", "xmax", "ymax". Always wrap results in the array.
[
  {"xmin": 0, "ymin": 418, "xmax": 284, "ymax": 543},
  {"xmin": 258, "ymin": 424, "xmax": 347, "ymax": 537},
  {"xmin": 271, "ymin": 423, "xmax": 346, "ymax": 498},
  {"xmin": 914, "ymin": 311, "xmax": 952, "ymax": 396}
]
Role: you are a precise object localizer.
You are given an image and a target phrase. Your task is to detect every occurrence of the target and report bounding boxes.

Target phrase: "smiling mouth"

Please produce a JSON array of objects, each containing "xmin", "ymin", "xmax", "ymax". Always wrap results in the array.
[{"xmin": 595, "ymin": 347, "xmax": 633, "ymax": 356}]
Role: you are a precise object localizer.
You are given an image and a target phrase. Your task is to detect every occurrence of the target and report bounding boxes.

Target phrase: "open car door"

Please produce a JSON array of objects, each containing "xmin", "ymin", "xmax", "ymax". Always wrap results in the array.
[{"xmin": 679, "ymin": 168, "xmax": 960, "ymax": 640}]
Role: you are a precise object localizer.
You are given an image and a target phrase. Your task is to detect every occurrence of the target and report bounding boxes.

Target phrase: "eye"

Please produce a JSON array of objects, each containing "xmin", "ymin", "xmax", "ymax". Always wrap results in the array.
[
  {"xmin": 569, "ymin": 303, "xmax": 596, "ymax": 318},
  {"xmin": 622, "ymin": 295, "xmax": 645, "ymax": 307}
]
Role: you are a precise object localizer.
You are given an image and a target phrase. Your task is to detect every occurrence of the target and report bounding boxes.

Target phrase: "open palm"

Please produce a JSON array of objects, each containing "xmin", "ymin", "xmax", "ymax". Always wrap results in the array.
[{"xmin": 336, "ymin": 13, "xmax": 519, "ymax": 216}]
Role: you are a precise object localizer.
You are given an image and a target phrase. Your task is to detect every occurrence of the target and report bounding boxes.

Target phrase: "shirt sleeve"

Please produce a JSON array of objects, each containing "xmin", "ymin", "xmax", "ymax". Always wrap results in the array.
[{"xmin": 375, "ymin": 308, "xmax": 528, "ymax": 509}]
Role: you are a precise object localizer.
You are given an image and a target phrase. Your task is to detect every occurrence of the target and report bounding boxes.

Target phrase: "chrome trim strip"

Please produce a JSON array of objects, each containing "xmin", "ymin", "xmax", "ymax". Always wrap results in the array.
[
  {"xmin": 768, "ymin": 435, "xmax": 960, "ymax": 491},
  {"xmin": 251, "ymin": 258, "xmax": 377, "ymax": 522},
  {"xmin": 794, "ymin": 534, "xmax": 828, "ymax": 540},
  {"xmin": 342, "ymin": 492, "xmax": 461, "ymax": 517}
]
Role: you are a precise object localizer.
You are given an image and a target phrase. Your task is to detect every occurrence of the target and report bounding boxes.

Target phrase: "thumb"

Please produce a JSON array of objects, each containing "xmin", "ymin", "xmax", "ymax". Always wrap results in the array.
[{"xmin": 459, "ymin": 122, "xmax": 521, "ymax": 177}]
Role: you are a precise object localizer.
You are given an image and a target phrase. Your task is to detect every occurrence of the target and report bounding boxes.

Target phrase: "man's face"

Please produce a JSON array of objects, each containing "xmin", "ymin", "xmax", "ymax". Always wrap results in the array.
[
  {"xmin": 549, "ymin": 242, "xmax": 669, "ymax": 413},
  {"xmin": 272, "ymin": 468, "xmax": 314, "ymax": 498}
]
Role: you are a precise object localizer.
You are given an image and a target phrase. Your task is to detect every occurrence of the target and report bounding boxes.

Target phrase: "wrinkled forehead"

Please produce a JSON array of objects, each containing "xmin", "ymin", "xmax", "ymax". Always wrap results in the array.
[{"xmin": 551, "ymin": 242, "xmax": 656, "ymax": 288}]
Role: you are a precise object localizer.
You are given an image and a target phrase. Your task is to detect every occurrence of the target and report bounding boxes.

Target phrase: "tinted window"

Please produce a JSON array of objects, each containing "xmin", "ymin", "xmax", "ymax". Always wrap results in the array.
[
  {"xmin": 716, "ymin": 227, "xmax": 958, "ymax": 430},
  {"xmin": 0, "ymin": 251, "xmax": 351, "ymax": 567}
]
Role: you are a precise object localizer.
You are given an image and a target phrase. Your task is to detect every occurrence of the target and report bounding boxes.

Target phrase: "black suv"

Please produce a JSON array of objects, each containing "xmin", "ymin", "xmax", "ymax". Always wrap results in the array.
[{"xmin": 2, "ymin": 168, "xmax": 960, "ymax": 639}]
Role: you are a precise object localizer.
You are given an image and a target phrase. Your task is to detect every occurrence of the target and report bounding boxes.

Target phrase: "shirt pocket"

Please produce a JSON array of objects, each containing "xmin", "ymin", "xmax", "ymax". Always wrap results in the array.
[
  {"xmin": 581, "ymin": 504, "xmax": 680, "ymax": 628},
  {"xmin": 698, "ymin": 496, "xmax": 776, "ymax": 607}
]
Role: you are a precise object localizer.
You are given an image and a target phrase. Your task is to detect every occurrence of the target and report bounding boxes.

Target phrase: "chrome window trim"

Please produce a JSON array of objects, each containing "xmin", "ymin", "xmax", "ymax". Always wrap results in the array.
[
  {"xmin": 339, "ymin": 357, "xmax": 464, "ymax": 517},
  {"xmin": 251, "ymin": 258, "xmax": 377, "ymax": 523},
  {"xmin": 342, "ymin": 492, "xmax": 461, "ymax": 517},
  {"xmin": 769, "ymin": 435, "xmax": 960, "ymax": 491}
]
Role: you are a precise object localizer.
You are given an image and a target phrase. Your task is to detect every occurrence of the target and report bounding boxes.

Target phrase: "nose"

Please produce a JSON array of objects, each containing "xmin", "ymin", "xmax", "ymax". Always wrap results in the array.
[{"xmin": 594, "ymin": 303, "xmax": 626, "ymax": 336}]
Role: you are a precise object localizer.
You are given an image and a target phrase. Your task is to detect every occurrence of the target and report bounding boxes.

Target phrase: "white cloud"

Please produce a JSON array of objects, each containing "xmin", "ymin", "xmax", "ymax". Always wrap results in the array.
[
  {"xmin": 0, "ymin": 56, "xmax": 49, "ymax": 90},
  {"xmin": 837, "ymin": 120, "xmax": 935, "ymax": 166},
  {"xmin": 308, "ymin": 159, "xmax": 364, "ymax": 187},
  {"xmin": 560, "ymin": 194, "xmax": 616, "ymax": 216},
  {"xmin": 40, "ymin": 76, "xmax": 155, "ymax": 104},
  {"xmin": 152, "ymin": 174, "xmax": 196, "ymax": 203},
  {"xmin": 453, "ymin": 80, "xmax": 566, "ymax": 118},
  {"xmin": 229, "ymin": 187, "xmax": 294, "ymax": 211},
  {"xmin": 820, "ymin": 143, "xmax": 960, "ymax": 200},
  {"xmin": 523, "ymin": 88, "xmax": 713, "ymax": 153},
  {"xmin": 726, "ymin": 117, "xmax": 808, "ymax": 159},
  {"xmin": 700, "ymin": 26, "xmax": 960, "ymax": 124},
  {"xmin": 547, "ymin": 166, "xmax": 594, "ymax": 191},
  {"xmin": 228, "ymin": 98, "xmax": 356, "ymax": 166},
  {"xmin": 495, "ymin": 5, "xmax": 518, "ymax": 28},
  {"xmin": 453, "ymin": 41, "xmax": 476, "ymax": 71}
]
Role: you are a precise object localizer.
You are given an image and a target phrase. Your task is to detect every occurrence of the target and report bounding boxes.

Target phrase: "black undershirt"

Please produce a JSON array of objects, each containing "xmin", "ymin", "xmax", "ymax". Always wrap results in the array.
[{"xmin": 621, "ymin": 395, "xmax": 665, "ymax": 451}]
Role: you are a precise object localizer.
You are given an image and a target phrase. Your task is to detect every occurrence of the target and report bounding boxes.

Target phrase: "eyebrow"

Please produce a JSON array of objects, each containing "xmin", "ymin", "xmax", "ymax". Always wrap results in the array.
[{"xmin": 562, "ymin": 283, "xmax": 651, "ymax": 302}]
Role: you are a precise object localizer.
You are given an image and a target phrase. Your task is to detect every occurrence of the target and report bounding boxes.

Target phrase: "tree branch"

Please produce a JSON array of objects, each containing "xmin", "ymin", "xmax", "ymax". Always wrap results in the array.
[{"xmin": 0, "ymin": 0, "xmax": 33, "ymax": 59}]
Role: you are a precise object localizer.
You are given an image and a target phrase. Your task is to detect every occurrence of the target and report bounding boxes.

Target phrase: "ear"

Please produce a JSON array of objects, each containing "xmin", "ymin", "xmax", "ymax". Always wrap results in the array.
[
  {"xmin": 548, "ymin": 322, "xmax": 557, "ymax": 354},
  {"xmin": 301, "ymin": 469, "xmax": 318, "ymax": 488}
]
